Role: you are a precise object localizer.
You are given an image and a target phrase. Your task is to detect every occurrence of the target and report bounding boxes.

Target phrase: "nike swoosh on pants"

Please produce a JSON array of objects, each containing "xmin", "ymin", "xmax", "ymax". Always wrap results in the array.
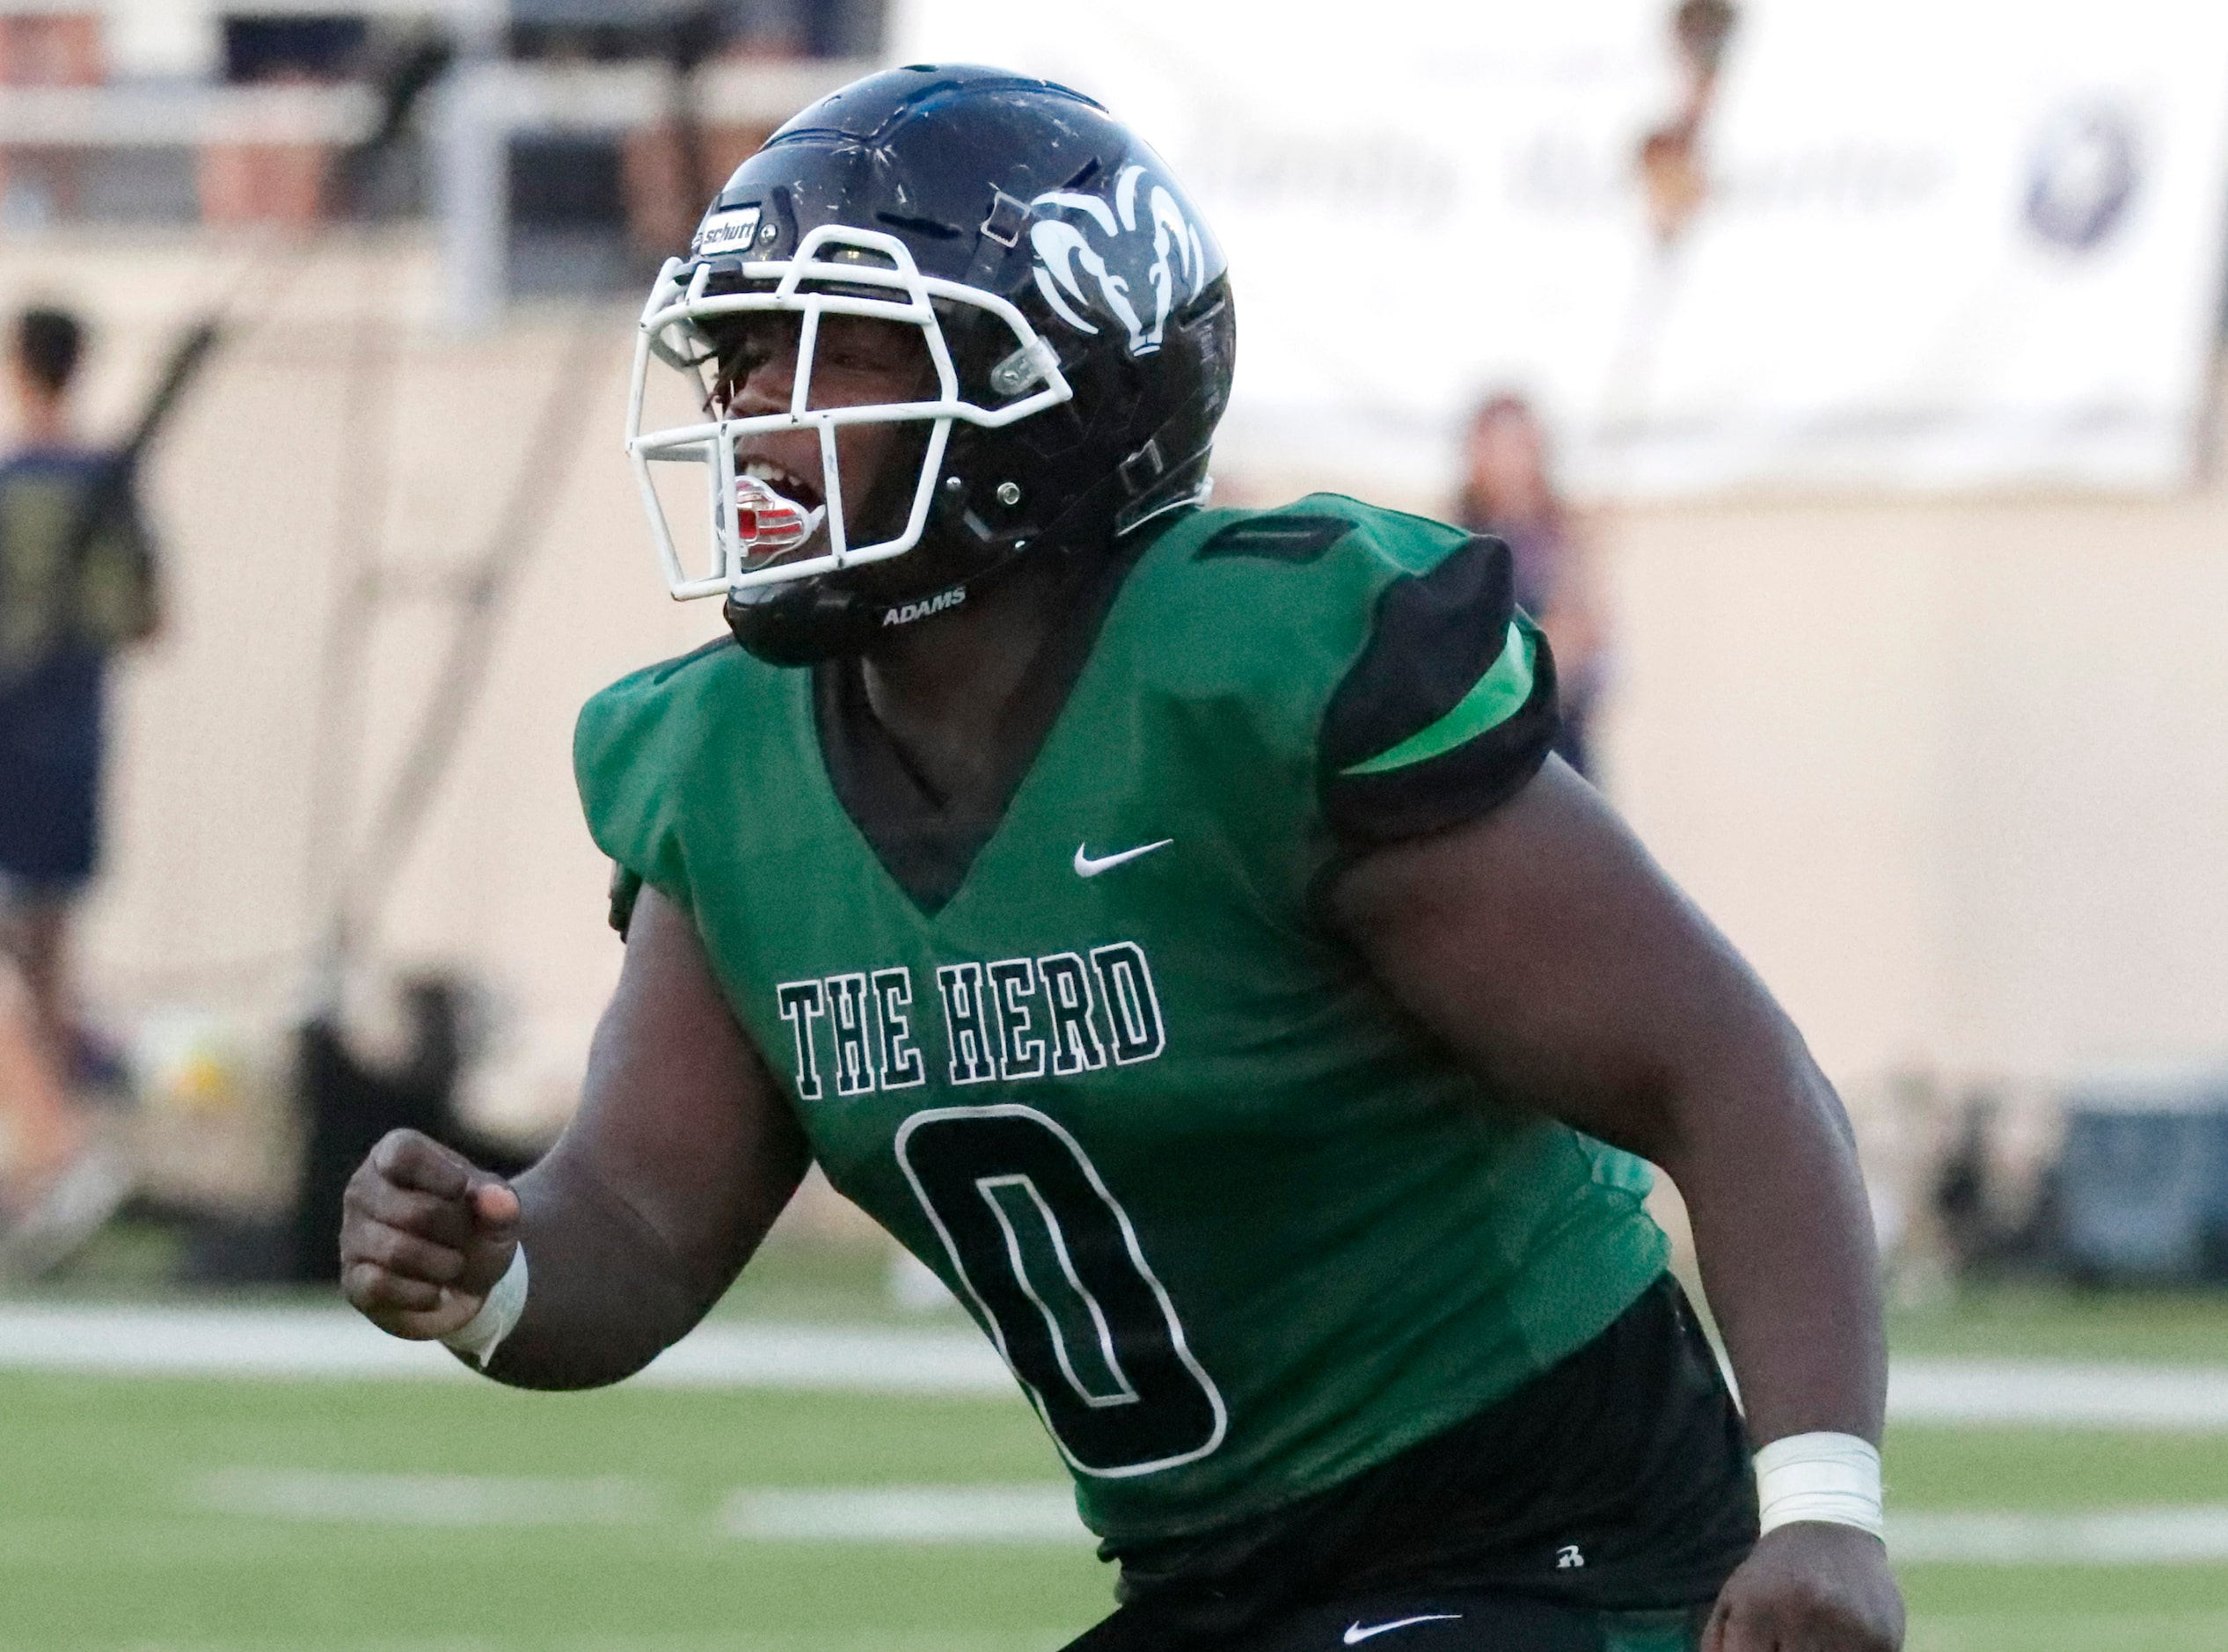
[{"xmin": 1340, "ymin": 1613, "xmax": 1464, "ymax": 1644}]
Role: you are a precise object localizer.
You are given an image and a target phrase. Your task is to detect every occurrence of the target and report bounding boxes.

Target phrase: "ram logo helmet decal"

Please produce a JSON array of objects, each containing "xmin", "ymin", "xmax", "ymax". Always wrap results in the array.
[{"xmin": 1028, "ymin": 164, "xmax": 1208, "ymax": 356}]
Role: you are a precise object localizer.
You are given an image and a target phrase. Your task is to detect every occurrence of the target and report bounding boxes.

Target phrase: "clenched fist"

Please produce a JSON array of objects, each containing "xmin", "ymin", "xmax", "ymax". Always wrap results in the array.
[
  {"xmin": 1705, "ymin": 1522, "xmax": 1904, "ymax": 1652},
  {"xmin": 340, "ymin": 1129, "xmax": 521, "ymax": 1341}
]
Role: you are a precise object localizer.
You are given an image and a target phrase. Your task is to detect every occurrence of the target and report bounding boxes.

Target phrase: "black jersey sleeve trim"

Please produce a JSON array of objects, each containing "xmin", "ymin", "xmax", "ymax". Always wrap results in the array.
[
  {"xmin": 609, "ymin": 864, "xmax": 645, "ymax": 939},
  {"xmin": 1319, "ymin": 535, "xmax": 1561, "ymax": 847},
  {"xmin": 1193, "ymin": 514, "xmax": 1355, "ymax": 564}
]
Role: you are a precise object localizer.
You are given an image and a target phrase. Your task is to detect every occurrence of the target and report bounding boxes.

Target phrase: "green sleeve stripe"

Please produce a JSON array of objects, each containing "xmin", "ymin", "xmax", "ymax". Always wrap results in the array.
[{"xmin": 1340, "ymin": 621, "xmax": 1537, "ymax": 777}]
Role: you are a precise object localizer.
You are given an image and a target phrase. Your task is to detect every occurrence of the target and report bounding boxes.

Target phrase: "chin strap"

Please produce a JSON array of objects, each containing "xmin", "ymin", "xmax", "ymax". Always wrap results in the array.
[
  {"xmin": 721, "ymin": 414, "xmax": 1205, "ymax": 667},
  {"xmin": 725, "ymin": 521, "xmax": 1070, "ymax": 666}
]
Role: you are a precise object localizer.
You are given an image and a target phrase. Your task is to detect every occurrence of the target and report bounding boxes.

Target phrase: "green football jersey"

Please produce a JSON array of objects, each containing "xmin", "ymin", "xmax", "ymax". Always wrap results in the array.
[{"xmin": 574, "ymin": 495, "xmax": 1669, "ymax": 1546}]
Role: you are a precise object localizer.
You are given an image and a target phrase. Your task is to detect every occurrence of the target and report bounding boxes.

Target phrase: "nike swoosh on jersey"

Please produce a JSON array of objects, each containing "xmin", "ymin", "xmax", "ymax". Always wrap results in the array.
[
  {"xmin": 1072, "ymin": 838, "xmax": 1173, "ymax": 878},
  {"xmin": 1341, "ymin": 1615, "xmax": 1464, "ymax": 1645}
]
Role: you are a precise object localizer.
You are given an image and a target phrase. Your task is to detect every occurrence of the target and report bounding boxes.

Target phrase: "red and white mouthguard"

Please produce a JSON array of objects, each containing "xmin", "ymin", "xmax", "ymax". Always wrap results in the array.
[{"xmin": 732, "ymin": 475, "xmax": 827, "ymax": 561}]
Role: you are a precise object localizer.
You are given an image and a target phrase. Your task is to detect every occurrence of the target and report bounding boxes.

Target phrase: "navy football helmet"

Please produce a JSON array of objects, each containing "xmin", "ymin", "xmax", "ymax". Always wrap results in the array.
[{"xmin": 625, "ymin": 64, "xmax": 1236, "ymax": 663}]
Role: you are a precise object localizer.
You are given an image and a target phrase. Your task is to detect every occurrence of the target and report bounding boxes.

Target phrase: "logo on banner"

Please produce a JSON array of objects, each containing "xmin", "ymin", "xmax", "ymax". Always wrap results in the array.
[{"xmin": 2023, "ymin": 106, "xmax": 2140, "ymax": 253}]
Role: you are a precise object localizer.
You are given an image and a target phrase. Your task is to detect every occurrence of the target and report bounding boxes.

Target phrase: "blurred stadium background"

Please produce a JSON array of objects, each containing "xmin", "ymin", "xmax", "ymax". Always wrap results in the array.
[{"xmin": 4, "ymin": 2, "xmax": 2228, "ymax": 1648}]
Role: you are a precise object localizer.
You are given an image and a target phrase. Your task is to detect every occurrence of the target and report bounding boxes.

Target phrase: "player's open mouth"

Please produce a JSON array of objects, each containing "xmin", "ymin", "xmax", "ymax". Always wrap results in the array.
[
  {"xmin": 732, "ymin": 457, "xmax": 828, "ymax": 570},
  {"xmin": 738, "ymin": 457, "xmax": 824, "ymax": 514}
]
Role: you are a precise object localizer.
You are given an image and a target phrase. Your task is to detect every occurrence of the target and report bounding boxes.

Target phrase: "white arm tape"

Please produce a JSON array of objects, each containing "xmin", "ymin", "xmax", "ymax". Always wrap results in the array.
[
  {"xmin": 442, "ymin": 1244, "xmax": 529, "ymax": 1369},
  {"xmin": 1754, "ymin": 1431, "xmax": 1885, "ymax": 1539}
]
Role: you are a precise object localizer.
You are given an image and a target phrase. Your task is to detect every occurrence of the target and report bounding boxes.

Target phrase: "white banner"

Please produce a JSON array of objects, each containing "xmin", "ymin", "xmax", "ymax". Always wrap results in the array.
[{"xmin": 893, "ymin": 1, "xmax": 2228, "ymax": 499}]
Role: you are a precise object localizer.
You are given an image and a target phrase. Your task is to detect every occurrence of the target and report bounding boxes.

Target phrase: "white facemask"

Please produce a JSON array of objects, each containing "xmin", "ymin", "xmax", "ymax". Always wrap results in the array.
[{"xmin": 625, "ymin": 223, "xmax": 1072, "ymax": 603}]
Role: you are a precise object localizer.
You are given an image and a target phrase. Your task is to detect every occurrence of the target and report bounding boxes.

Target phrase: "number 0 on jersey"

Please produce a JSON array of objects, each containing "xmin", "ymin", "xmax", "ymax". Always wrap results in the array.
[{"xmin": 896, "ymin": 1105, "xmax": 1227, "ymax": 1476}]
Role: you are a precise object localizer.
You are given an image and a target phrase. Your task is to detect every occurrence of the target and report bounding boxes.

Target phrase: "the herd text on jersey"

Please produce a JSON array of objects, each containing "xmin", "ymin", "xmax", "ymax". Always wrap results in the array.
[{"xmin": 774, "ymin": 942, "xmax": 1167, "ymax": 1100}]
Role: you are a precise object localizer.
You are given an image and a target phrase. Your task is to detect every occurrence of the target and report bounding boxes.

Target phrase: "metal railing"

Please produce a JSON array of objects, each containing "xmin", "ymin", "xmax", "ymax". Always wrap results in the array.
[{"xmin": 0, "ymin": 55, "xmax": 878, "ymax": 325}]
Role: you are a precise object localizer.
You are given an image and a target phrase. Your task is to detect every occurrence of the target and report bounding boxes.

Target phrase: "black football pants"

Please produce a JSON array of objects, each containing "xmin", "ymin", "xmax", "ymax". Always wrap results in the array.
[{"xmin": 1063, "ymin": 1589, "xmax": 1707, "ymax": 1651}]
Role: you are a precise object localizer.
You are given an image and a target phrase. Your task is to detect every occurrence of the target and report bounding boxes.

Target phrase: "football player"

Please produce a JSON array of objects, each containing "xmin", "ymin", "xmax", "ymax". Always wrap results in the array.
[{"xmin": 340, "ymin": 67, "xmax": 1903, "ymax": 1652}]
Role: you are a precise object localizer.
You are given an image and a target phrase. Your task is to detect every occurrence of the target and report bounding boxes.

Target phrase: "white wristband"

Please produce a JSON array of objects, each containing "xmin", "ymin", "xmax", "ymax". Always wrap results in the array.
[
  {"xmin": 442, "ymin": 1244, "xmax": 529, "ymax": 1368},
  {"xmin": 1754, "ymin": 1431, "xmax": 1884, "ymax": 1539}
]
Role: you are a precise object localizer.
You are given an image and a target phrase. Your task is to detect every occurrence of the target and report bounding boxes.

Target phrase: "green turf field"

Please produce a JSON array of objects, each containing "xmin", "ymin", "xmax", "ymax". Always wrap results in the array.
[
  {"xmin": 5, "ymin": 1233, "xmax": 2226, "ymax": 1650},
  {"xmin": 1, "ymin": 1373, "xmax": 1103, "ymax": 1651}
]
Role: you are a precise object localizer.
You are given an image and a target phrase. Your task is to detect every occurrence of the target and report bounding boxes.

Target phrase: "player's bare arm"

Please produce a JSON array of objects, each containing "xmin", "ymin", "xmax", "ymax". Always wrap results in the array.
[
  {"xmin": 1333, "ymin": 757, "xmax": 1904, "ymax": 1652},
  {"xmin": 340, "ymin": 886, "xmax": 808, "ymax": 1387}
]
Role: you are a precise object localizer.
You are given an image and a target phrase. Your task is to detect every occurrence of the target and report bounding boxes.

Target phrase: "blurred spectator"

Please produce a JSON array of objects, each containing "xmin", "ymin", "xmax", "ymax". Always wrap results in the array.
[
  {"xmin": 1637, "ymin": 0, "xmax": 1738, "ymax": 246},
  {"xmin": 0, "ymin": 304, "xmax": 160, "ymax": 1271},
  {"xmin": 0, "ymin": 953, "xmax": 122, "ymax": 1275},
  {"xmin": 1452, "ymin": 393, "xmax": 1608, "ymax": 778}
]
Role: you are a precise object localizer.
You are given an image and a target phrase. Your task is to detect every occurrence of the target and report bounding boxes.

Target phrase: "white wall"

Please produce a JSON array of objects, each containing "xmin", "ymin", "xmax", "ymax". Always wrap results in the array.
[{"xmin": 1602, "ymin": 483, "xmax": 2228, "ymax": 1085}]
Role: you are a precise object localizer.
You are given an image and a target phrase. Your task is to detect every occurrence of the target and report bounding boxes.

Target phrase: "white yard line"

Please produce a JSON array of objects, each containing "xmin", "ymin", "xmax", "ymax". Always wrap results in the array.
[
  {"xmin": 176, "ymin": 1469, "xmax": 2228, "ymax": 1565},
  {"xmin": 720, "ymin": 1485, "xmax": 1087, "ymax": 1544},
  {"xmin": 1890, "ymin": 1505, "xmax": 2228, "ymax": 1565},
  {"xmin": 177, "ymin": 1470, "xmax": 1084, "ymax": 1541},
  {"xmin": 189, "ymin": 1467, "xmax": 662, "ymax": 1527},
  {"xmin": 646, "ymin": 1321, "xmax": 1009, "ymax": 1393},
  {"xmin": 0, "ymin": 1303, "xmax": 1010, "ymax": 1392},
  {"xmin": 1888, "ymin": 1358, "xmax": 2228, "ymax": 1430},
  {"xmin": 4, "ymin": 1303, "xmax": 2227, "ymax": 1429}
]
